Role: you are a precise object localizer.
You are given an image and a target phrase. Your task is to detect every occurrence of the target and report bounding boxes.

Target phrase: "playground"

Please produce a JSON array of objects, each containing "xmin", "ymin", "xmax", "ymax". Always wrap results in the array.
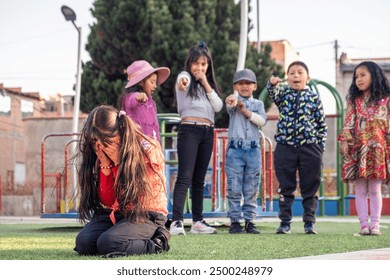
[
  {"xmin": 26, "ymin": 79, "xmax": 390, "ymax": 220},
  {"xmin": 1, "ymin": 79, "xmax": 390, "ymax": 263}
]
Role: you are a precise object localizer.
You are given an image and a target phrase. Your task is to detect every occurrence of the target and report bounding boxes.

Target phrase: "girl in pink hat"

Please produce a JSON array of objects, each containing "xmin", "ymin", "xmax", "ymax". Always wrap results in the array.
[{"xmin": 117, "ymin": 60, "xmax": 170, "ymax": 142}]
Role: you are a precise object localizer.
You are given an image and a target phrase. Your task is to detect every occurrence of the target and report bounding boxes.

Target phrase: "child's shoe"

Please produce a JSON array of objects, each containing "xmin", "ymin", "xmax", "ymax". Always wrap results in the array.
[
  {"xmin": 229, "ymin": 222, "xmax": 245, "ymax": 234},
  {"xmin": 358, "ymin": 227, "xmax": 370, "ymax": 236},
  {"xmin": 276, "ymin": 222, "xmax": 291, "ymax": 234},
  {"xmin": 304, "ymin": 222, "xmax": 317, "ymax": 234},
  {"xmin": 370, "ymin": 227, "xmax": 381, "ymax": 236},
  {"xmin": 169, "ymin": 220, "xmax": 186, "ymax": 235},
  {"xmin": 190, "ymin": 220, "xmax": 217, "ymax": 234},
  {"xmin": 245, "ymin": 221, "xmax": 260, "ymax": 234},
  {"xmin": 152, "ymin": 227, "xmax": 171, "ymax": 253}
]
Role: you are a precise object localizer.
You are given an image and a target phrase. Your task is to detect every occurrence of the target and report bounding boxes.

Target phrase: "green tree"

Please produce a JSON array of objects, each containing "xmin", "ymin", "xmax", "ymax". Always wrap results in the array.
[
  {"xmin": 245, "ymin": 43, "xmax": 284, "ymax": 111},
  {"xmin": 80, "ymin": 0, "xmax": 283, "ymax": 127}
]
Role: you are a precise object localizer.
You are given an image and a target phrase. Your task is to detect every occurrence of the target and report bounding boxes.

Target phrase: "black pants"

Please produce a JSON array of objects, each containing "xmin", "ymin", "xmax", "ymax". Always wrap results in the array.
[
  {"xmin": 74, "ymin": 210, "xmax": 167, "ymax": 256},
  {"xmin": 274, "ymin": 143, "xmax": 323, "ymax": 223},
  {"xmin": 172, "ymin": 124, "xmax": 214, "ymax": 222}
]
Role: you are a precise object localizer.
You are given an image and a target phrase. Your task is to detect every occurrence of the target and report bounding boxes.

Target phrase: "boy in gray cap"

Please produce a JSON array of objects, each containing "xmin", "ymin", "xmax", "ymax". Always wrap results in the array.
[{"xmin": 225, "ymin": 69, "xmax": 267, "ymax": 234}]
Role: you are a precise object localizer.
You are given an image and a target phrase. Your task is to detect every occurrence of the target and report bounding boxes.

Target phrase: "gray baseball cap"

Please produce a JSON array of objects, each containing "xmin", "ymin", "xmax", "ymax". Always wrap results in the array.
[{"xmin": 233, "ymin": 69, "xmax": 257, "ymax": 84}]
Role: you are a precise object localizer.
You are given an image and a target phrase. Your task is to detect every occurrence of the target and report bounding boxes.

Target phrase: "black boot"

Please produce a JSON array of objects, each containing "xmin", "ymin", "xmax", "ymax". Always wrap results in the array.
[{"xmin": 152, "ymin": 227, "xmax": 171, "ymax": 254}]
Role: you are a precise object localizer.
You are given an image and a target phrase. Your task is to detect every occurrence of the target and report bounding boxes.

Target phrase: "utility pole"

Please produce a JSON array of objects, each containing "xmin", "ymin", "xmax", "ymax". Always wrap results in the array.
[
  {"xmin": 257, "ymin": 0, "xmax": 260, "ymax": 54},
  {"xmin": 334, "ymin": 39, "xmax": 339, "ymax": 88},
  {"xmin": 334, "ymin": 39, "xmax": 339, "ymax": 81}
]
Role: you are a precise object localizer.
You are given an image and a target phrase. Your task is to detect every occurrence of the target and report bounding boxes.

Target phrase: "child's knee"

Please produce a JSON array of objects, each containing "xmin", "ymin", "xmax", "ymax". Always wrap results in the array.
[{"xmin": 75, "ymin": 233, "xmax": 98, "ymax": 255}]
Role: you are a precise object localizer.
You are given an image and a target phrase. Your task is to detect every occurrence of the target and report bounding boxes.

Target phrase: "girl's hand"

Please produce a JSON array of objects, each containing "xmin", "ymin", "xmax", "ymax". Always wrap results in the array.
[
  {"xmin": 94, "ymin": 142, "xmax": 111, "ymax": 167},
  {"xmin": 193, "ymin": 71, "xmax": 212, "ymax": 93},
  {"xmin": 178, "ymin": 77, "xmax": 189, "ymax": 91},
  {"xmin": 102, "ymin": 139, "xmax": 120, "ymax": 166},
  {"xmin": 193, "ymin": 71, "xmax": 206, "ymax": 84},
  {"xmin": 136, "ymin": 92, "xmax": 148, "ymax": 102},
  {"xmin": 339, "ymin": 141, "xmax": 349, "ymax": 156},
  {"xmin": 270, "ymin": 76, "xmax": 282, "ymax": 86}
]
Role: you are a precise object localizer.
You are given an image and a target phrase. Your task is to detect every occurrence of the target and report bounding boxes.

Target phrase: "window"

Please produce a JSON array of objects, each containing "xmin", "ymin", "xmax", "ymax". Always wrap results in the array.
[
  {"xmin": 21, "ymin": 99, "xmax": 33, "ymax": 118},
  {"xmin": 15, "ymin": 162, "xmax": 26, "ymax": 187},
  {"xmin": 0, "ymin": 95, "xmax": 11, "ymax": 116}
]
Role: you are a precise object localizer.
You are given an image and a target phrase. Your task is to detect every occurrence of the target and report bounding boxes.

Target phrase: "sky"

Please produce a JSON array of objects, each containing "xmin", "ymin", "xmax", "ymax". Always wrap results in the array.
[{"xmin": 1, "ymin": 0, "xmax": 390, "ymax": 106}]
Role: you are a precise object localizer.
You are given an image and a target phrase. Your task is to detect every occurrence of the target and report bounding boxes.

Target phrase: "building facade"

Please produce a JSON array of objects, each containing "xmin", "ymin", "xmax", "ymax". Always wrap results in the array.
[{"xmin": 0, "ymin": 84, "xmax": 85, "ymax": 215}]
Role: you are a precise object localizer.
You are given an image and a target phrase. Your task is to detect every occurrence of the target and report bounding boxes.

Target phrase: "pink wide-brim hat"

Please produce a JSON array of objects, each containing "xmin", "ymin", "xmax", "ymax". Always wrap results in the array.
[{"xmin": 125, "ymin": 60, "xmax": 170, "ymax": 88}]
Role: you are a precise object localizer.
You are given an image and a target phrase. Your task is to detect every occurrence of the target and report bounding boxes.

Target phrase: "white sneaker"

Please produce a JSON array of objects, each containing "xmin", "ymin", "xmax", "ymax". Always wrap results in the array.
[
  {"xmin": 370, "ymin": 227, "xmax": 382, "ymax": 236},
  {"xmin": 169, "ymin": 220, "xmax": 186, "ymax": 235},
  {"xmin": 359, "ymin": 227, "xmax": 370, "ymax": 236},
  {"xmin": 190, "ymin": 220, "xmax": 217, "ymax": 234}
]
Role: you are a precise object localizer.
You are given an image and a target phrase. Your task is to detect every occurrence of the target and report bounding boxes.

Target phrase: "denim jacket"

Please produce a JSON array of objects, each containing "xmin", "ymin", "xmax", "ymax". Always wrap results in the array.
[{"xmin": 226, "ymin": 95, "xmax": 267, "ymax": 143}]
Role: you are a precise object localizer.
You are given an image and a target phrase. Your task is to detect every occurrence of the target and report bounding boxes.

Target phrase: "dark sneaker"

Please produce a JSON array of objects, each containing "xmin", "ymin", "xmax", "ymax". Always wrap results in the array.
[
  {"xmin": 152, "ymin": 227, "xmax": 171, "ymax": 253},
  {"xmin": 304, "ymin": 222, "xmax": 317, "ymax": 234},
  {"xmin": 103, "ymin": 251, "xmax": 128, "ymax": 258},
  {"xmin": 229, "ymin": 222, "xmax": 245, "ymax": 234},
  {"xmin": 276, "ymin": 222, "xmax": 291, "ymax": 234},
  {"xmin": 245, "ymin": 221, "xmax": 260, "ymax": 234}
]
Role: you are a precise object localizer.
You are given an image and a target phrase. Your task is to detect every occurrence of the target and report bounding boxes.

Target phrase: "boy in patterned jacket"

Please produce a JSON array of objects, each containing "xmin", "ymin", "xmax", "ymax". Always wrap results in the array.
[{"xmin": 267, "ymin": 61, "xmax": 327, "ymax": 234}]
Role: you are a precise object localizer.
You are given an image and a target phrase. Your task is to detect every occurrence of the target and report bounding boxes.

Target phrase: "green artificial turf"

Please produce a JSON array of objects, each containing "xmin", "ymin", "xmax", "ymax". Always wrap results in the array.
[{"xmin": 0, "ymin": 219, "xmax": 388, "ymax": 260}]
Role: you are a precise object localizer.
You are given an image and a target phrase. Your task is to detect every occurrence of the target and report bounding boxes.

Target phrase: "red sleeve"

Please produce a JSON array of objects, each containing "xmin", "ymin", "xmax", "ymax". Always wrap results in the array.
[{"xmin": 98, "ymin": 165, "xmax": 118, "ymax": 207}]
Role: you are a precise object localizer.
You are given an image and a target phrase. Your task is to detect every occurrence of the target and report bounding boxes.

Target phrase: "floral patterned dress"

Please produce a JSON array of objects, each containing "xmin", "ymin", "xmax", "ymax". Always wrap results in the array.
[{"xmin": 338, "ymin": 96, "xmax": 390, "ymax": 182}]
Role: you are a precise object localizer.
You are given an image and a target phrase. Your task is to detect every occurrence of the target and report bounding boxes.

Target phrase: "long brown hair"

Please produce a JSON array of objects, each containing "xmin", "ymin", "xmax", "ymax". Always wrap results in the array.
[{"xmin": 78, "ymin": 105, "xmax": 160, "ymax": 222}]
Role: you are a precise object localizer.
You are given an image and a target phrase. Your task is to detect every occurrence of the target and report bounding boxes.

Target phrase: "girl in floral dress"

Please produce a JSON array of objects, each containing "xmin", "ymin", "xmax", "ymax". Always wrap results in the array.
[{"xmin": 338, "ymin": 61, "xmax": 390, "ymax": 236}]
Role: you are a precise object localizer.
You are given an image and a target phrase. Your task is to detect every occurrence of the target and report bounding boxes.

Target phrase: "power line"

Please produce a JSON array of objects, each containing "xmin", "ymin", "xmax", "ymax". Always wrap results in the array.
[
  {"xmin": 0, "ymin": 29, "xmax": 69, "ymax": 47},
  {"xmin": 295, "ymin": 40, "xmax": 390, "ymax": 55},
  {"xmin": 0, "ymin": 77, "xmax": 73, "ymax": 81},
  {"xmin": 338, "ymin": 41, "xmax": 389, "ymax": 51},
  {"xmin": 0, "ymin": 69, "xmax": 74, "ymax": 75},
  {"xmin": 295, "ymin": 41, "xmax": 334, "ymax": 50}
]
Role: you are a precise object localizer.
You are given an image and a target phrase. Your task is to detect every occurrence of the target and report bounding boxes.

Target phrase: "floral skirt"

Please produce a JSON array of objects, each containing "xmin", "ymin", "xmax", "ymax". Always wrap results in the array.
[{"xmin": 342, "ymin": 143, "xmax": 390, "ymax": 182}]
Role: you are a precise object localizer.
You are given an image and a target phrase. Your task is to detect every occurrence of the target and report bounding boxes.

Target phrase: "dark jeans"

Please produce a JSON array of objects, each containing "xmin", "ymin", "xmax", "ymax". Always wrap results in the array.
[
  {"xmin": 274, "ymin": 143, "xmax": 323, "ymax": 223},
  {"xmin": 74, "ymin": 210, "xmax": 167, "ymax": 256},
  {"xmin": 172, "ymin": 124, "xmax": 214, "ymax": 221}
]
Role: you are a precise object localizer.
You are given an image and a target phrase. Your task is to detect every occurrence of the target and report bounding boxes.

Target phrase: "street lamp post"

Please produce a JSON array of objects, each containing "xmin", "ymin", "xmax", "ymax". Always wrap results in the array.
[
  {"xmin": 236, "ymin": 0, "xmax": 248, "ymax": 71},
  {"xmin": 232, "ymin": 0, "xmax": 249, "ymax": 98},
  {"xmin": 61, "ymin": 5, "xmax": 82, "ymax": 212},
  {"xmin": 61, "ymin": 5, "xmax": 82, "ymax": 136}
]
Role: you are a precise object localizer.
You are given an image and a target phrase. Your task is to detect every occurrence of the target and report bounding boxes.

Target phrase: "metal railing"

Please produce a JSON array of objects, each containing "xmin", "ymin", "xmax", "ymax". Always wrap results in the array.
[{"xmin": 40, "ymin": 132, "xmax": 80, "ymax": 214}]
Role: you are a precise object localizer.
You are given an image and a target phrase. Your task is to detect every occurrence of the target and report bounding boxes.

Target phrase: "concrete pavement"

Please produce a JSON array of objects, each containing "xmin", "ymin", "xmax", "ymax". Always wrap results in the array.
[{"xmin": 288, "ymin": 247, "xmax": 390, "ymax": 260}]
